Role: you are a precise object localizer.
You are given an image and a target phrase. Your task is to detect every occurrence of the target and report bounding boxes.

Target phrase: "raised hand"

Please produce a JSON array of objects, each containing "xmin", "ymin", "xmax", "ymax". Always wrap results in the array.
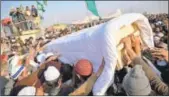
[
  {"xmin": 122, "ymin": 49, "xmax": 132, "ymax": 66},
  {"xmin": 120, "ymin": 36, "xmax": 132, "ymax": 50},
  {"xmin": 130, "ymin": 35, "xmax": 142, "ymax": 56},
  {"xmin": 151, "ymin": 48, "xmax": 168, "ymax": 62}
]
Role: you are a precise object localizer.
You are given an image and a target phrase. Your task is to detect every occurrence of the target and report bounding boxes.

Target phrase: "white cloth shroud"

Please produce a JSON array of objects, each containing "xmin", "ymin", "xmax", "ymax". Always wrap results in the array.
[{"xmin": 43, "ymin": 13, "xmax": 154, "ymax": 95}]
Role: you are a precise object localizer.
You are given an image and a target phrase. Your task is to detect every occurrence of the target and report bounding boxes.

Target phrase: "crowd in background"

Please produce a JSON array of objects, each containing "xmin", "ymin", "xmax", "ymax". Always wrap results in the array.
[
  {"xmin": 5, "ymin": 5, "xmax": 39, "ymax": 36},
  {"xmin": 148, "ymin": 13, "xmax": 168, "ymax": 49},
  {"xmin": 0, "ymin": 13, "xmax": 168, "ymax": 96}
]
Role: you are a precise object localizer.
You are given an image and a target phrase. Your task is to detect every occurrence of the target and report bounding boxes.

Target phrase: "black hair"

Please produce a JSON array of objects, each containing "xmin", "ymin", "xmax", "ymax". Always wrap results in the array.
[
  {"xmin": 34, "ymin": 56, "xmax": 39, "ymax": 64},
  {"xmin": 81, "ymin": 74, "xmax": 91, "ymax": 81},
  {"xmin": 60, "ymin": 63, "xmax": 73, "ymax": 83},
  {"xmin": 29, "ymin": 37, "xmax": 33, "ymax": 40},
  {"xmin": 8, "ymin": 54, "xmax": 15, "ymax": 59},
  {"xmin": 39, "ymin": 37, "xmax": 44, "ymax": 40},
  {"xmin": 58, "ymin": 85, "xmax": 74, "ymax": 96},
  {"xmin": 45, "ymin": 78, "xmax": 59, "ymax": 87}
]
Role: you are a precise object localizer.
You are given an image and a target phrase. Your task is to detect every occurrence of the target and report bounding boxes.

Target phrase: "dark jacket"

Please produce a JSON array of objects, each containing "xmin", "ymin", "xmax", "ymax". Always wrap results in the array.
[
  {"xmin": 16, "ymin": 11, "xmax": 26, "ymax": 22},
  {"xmin": 9, "ymin": 11, "xmax": 18, "ymax": 23},
  {"xmin": 107, "ymin": 67, "xmax": 128, "ymax": 96}
]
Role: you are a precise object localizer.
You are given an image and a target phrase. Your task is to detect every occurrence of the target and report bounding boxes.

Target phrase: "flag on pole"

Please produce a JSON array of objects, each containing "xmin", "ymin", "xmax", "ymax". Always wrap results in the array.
[
  {"xmin": 85, "ymin": 0, "xmax": 100, "ymax": 17},
  {"xmin": 43, "ymin": 0, "xmax": 47, "ymax": 6},
  {"xmin": 36, "ymin": 1, "xmax": 45, "ymax": 12}
]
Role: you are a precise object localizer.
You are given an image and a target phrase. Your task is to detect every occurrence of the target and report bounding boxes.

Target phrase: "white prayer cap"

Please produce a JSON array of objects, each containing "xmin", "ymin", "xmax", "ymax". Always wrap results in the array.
[
  {"xmin": 37, "ymin": 53, "xmax": 46, "ymax": 63},
  {"xmin": 45, "ymin": 52, "xmax": 54, "ymax": 59},
  {"xmin": 44, "ymin": 66, "xmax": 60, "ymax": 81},
  {"xmin": 17, "ymin": 86, "xmax": 36, "ymax": 96}
]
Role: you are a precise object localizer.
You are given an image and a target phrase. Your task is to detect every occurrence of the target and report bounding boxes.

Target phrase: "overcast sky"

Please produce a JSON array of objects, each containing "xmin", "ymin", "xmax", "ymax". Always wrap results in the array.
[{"xmin": 1, "ymin": 1, "xmax": 168, "ymax": 27}]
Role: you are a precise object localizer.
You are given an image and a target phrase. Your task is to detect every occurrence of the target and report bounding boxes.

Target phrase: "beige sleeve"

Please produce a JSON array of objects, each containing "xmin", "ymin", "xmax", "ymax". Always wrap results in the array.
[
  {"xmin": 69, "ymin": 74, "xmax": 98, "ymax": 96},
  {"xmin": 132, "ymin": 57, "xmax": 169, "ymax": 96}
]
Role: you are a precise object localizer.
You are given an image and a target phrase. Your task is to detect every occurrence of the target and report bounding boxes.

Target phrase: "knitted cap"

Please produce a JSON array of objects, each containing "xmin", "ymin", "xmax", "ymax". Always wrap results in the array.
[
  {"xmin": 74, "ymin": 59, "xmax": 93, "ymax": 76},
  {"xmin": 122, "ymin": 65, "xmax": 151, "ymax": 96}
]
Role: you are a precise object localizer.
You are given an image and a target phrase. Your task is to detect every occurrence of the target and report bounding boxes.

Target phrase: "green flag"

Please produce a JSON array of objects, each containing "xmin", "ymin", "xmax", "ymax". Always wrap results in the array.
[
  {"xmin": 36, "ymin": 1, "xmax": 45, "ymax": 12},
  {"xmin": 43, "ymin": 0, "xmax": 47, "ymax": 6},
  {"xmin": 85, "ymin": 0, "xmax": 99, "ymax": 17}
]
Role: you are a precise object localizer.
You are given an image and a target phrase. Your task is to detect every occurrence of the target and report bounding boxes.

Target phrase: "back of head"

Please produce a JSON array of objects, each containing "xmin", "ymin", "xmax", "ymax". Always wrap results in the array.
[
  {"xmin": 122, "ymin": 65, "xmax": 151, "ymax": 96},
  {"xmin": 26, "ymin": 6, "xmax": 29, "ymax": 10},
  {"xmin": 31, "ymin": 5, "xmax": 34, "ymax": 8},
  {"xmin": 74, "ymin": 59, "xmax": 93, "ymax": 77}
]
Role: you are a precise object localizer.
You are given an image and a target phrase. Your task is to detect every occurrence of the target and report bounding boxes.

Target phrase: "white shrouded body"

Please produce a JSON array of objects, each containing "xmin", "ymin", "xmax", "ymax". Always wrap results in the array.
[{"xmin": 43, "ymin": 13, "xmax": 154, "ymax": 95}]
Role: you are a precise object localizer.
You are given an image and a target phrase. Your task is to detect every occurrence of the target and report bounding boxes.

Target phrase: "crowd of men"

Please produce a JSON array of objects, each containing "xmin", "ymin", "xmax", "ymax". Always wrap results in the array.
[
  {"xmin": 8, "ymin": 5, "xmax": 38, "ymax": 35},
  {"xmin": 0, "ymin": 13, "xmax": 168, "ymax": 96}
]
